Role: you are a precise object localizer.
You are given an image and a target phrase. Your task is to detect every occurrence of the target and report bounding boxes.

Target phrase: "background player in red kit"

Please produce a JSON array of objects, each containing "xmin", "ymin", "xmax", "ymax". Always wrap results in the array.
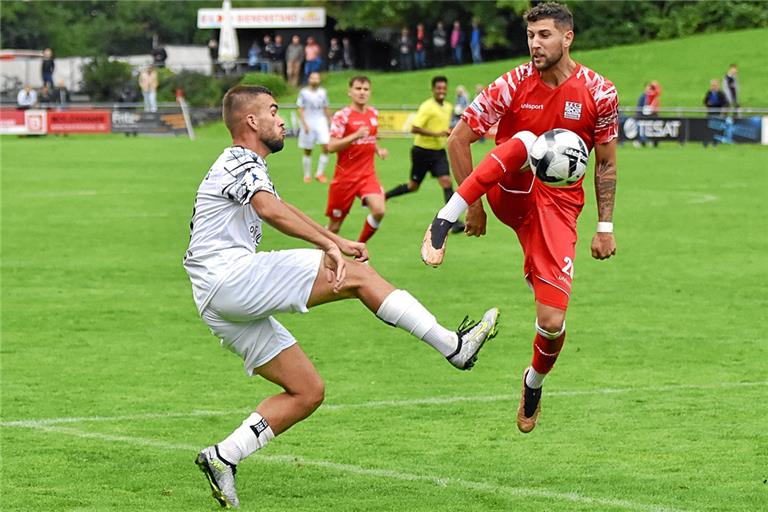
[
  {"xmin": 326, "ymin": 76, "xmax": 389, "ymax": 242},
  {"xmin": 423, "ymin": 2, "xmax": 619, "ymax": 433}
]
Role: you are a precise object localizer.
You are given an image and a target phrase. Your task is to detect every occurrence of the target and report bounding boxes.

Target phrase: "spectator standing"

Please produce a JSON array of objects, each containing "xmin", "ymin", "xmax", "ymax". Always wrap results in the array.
[
  {"xmin": 432, "ymin": 21, "xmax": 448, "ymax": 67},
  {"xmin": 450, "ymin": 21, "xmax": 464, "ymax": 65},
  {"xmin": 704, "ymin": 79, "xmax": 728, "ymax": 117},
  {"xmin": 342, "ymin": 37, "xmax": 355, "ymax": 69},
  {"xmin": 151, "ymin": 35, "xmax": 168, "ymax": 68},
  {"xmin": 271, "ymin": 35, "xmax": 286, "ymax": 78},
  {"xmin": 208, "ymin": 38, "xmax": 219, "ymax": 75},
  {"xmin": 327, "ymin": 37, "xmax": 343, "ymax": 71},
  {"xmin": 286, "ymin": 35, "xmax": 304, "ymax": 86},
  {"xmin": 262, "ymin": 35, "xmax": 276, "ymax": 73},
  {"xmin": 41, "ymin": 48, "xmax": 55, "ymax": 87},
  {"xmin": 139, "ymin": 65, "xmax": 159, "ymax": 113},
  {"xmin": 636, "ymin": 81, "xmax": 660, "ymax": 148},
  {"xmin": 303, "ymin": 37, "xmax": 323, "ymax": 83},
  {"xmin": 248, "ymin": 42, "xmax": 264, "ymax": 72},
  {"xmin": 17, "ymin": 85, "xmax": 37, "ymax": 109},
  {"xmin": 470, "ymin": 19, "xmax": 482, "ymax": 63},
  {"xmin": 451, "ymin": 85, "xmax": 469, "ymax": 127},
  {"xmin": 703, "ymin": 79, "xmax": 728, "ymax": 147},
  {"xmin": 398, "ymin": 27, "xmax": 414, "ymax": 71},
  {"xmin": 723, "ymin": 64, "xmax": 739, "ymax": 110},
  {"xmin": 55, "ymin": 80, "xmax": 70, "ymax": 107},
  {"xmin": 414, "ymin": 23, "xmax": 427, "ymax": 69}
]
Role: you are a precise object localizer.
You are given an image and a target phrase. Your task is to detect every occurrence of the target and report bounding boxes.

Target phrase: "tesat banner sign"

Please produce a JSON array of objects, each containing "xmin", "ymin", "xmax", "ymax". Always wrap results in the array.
[{"xmin": 197, "ymin": 8, "xmax": 325, "ymax": 29}]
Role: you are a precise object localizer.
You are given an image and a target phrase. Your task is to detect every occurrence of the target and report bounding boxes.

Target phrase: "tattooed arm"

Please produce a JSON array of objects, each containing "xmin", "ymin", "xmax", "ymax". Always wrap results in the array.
[{"xmin": 591, "ymin": 139, "xmax": 617, "ymax": 260}]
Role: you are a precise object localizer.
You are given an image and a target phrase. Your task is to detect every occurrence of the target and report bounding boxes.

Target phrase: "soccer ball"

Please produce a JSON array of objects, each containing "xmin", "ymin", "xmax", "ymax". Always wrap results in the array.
[{"xmin": 529, "ymin": 129, "xmax": 589, "ymax": 187}]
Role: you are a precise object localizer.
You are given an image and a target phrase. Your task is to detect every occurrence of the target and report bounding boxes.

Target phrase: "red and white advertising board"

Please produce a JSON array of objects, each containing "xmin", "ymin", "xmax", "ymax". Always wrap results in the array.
[
  {"xmin": 0, "ymin": 108, "xmax": 48, "ymax": 135},
  {"xmin": 47, "ymin": 110, "xmax": 111, "ymax": 134}
]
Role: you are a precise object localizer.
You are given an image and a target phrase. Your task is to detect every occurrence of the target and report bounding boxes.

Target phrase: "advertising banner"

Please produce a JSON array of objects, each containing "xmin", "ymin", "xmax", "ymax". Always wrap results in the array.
[
  {"xmin": 197, "ymin": 8, "xmax": 325, "ymax": 29},
  {"xmin": 111, "ymin": 110, "xmax": 188, "ymax": 135},
  {"xmin": 377, "ymin": 110, "xmax": 416, "ymax": 134},
  {"xmin": 620, "ymin": 116, "xmax": 685, "ymax": 143},
  {"xmin": 48, "ymin": 110, "xmax": 111, "ymax": 134},
  {"xmin": 619, "ymin": 115, "xmax": 763, "ymax": 145},
  {"xmin": 687, "ymin": 116, "xmax": 762, "ymax": 145},
  {"xmin": 0, "ymin": 108, "xmax": 47, "ymax": 135}
]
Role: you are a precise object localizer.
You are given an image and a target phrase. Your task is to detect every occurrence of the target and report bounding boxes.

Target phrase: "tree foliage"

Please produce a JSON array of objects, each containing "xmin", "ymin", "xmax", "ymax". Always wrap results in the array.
[{"xmin": 2, "ymin": 0, "xmax": 766, "ymax": 57}]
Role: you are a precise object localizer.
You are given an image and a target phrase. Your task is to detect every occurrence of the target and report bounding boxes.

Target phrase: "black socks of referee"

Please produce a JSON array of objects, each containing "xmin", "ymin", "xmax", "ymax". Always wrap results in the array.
[
  {"xmin": 385, "ymin": 183, "xmax": 411, "ymax": 199},
  {"xmin": 385, "ymin": 184, "xmax": 454, "ymax": 203},
  {"xmin": 442, "ymin": 186, "xmax": 454, "ymax": 204}
]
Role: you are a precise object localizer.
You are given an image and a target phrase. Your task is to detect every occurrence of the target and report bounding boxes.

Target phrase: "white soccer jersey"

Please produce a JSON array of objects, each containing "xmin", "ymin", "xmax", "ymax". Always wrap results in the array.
[
  {"xmin": 184, "ymin": 146, "xmax": 278, "ymax": 314},
  {"xmin": 297, "ymin": 87, "xmax": 329, "ymax": 122}
]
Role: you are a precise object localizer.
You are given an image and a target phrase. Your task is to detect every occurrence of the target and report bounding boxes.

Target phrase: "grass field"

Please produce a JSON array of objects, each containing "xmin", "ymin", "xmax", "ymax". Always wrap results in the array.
[{"xmin": 1, "ymin": 125, "xmax": 766, "ymax": 511}]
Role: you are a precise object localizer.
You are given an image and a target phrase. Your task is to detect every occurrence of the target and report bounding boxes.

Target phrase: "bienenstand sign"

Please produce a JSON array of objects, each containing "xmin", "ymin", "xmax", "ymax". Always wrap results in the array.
[{"xmin": 197, "ymin": 7, "xmax": 326, "ymax": 29}]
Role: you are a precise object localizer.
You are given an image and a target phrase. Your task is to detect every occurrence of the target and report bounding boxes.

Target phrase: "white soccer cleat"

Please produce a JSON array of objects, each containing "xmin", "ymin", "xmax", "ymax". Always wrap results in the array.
[
  {"xmin": 448, "ymin": 307, "xmax": 500, "ymax": 370},
  {"xmin": 421, "ymin": 224, "xmax": 446, "ymax": 267},
  {"xmin": 195, "ymin": 446, "xmax": 240, "ymax": 508}
]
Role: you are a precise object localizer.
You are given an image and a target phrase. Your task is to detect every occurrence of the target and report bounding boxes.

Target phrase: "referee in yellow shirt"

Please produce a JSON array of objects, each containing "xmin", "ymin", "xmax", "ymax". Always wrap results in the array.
[{"xmin": 386, "ymin": 76, "xmax": 464, "ymax": 233}]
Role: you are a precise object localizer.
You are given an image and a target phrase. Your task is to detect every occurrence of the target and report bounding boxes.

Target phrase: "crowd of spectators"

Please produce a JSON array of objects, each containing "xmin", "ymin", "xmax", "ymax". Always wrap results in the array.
[{"xmin": 209, "ymin": 19, "xmax": 484, "ymax": 84}]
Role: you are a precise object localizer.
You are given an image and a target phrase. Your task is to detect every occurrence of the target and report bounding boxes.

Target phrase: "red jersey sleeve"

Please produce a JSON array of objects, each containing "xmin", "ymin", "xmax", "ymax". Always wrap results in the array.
[
  {"xmin": 582, "ymin": 69, "xmax": 619, "ymax": 144},
  {"xmin": 461, "ymin": 63, "xmax": 532, "ymax": 136},
  {"xmin": 330, "ymin": 108, "xmax": 348, "ymax": 139}
]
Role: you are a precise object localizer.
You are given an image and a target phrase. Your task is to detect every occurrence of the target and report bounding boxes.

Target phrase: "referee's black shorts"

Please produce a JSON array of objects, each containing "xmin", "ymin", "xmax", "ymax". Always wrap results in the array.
[{"xmin": 410, "ymin": 145, "xmax": 450, "ymax": 184}]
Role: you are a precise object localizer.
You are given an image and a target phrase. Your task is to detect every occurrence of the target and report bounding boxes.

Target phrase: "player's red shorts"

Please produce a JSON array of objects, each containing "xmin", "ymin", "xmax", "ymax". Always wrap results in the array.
[
  {"xmin": 486, "ymin": 174, "xmax": 584, "ymax": 310},
  {"xmin": 325, "ymin": 172, "xmax": 384, "ymax": 220}
]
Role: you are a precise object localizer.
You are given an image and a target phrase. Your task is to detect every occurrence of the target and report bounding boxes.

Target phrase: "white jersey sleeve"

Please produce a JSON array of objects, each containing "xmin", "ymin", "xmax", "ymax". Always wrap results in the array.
[{"xmin": 220, "ymin": 152, "xmax": 277, "ymax": 205}]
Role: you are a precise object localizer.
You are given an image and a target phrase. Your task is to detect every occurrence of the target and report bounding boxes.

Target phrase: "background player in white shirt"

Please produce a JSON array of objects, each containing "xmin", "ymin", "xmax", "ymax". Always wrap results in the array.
[
  {"xmin": 185, "ymin": 85, "xmax": 500, "ymax": 509},
  {"xmin": 297, "ymin": 71, "xmax": 332, "ymax": 183}
]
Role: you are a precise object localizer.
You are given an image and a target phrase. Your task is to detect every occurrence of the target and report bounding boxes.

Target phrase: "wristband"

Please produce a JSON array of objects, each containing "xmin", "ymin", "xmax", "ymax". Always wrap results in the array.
[{"xmin": 597, "ymin": 222, "xmax": 614, "ymax": 233}]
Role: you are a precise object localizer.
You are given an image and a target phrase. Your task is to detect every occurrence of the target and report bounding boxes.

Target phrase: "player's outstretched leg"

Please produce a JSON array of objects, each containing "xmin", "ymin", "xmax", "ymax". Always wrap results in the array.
[
  {"xmin": 517, "ymin": 304, "xmax": 566, "ymax": 433},
  {"xmin": 307, "ymin": 258, "xmax": 500, "ymax": 370}
]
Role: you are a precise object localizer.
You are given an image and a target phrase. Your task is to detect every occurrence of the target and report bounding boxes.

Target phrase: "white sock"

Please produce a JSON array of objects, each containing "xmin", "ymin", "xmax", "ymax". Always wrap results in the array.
[
  {"xmin": 376, "ymin": 289, "xmax": 458, "ymax": 357},
  {"xmin": 366, "ymin": 213, "xmax": 380, "ymax": 229},
  {"xmin": 437, "ymin": 193, "xmax": 469, "ymax": 222},
  {"xmin": 216, "ymin": 412, "xmax": 275, "ymax": 465},
  {"xmin": 525, "ymin": 366, "xmax": 545, "ymax": 389},
  {"xmin": 302, "ymin": 156, "xmax": 312, "ymax": 178},
  {"xmin": 316, "ymin": 153, "xmax": 329, "ymax": 177}
]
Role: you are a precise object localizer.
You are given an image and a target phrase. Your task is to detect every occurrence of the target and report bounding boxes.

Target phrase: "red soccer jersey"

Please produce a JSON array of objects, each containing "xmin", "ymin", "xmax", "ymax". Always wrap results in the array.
[
  {"xmin": 462, "ymin": 61, "xmax": 619, "ymax": 160},
  {"xmin": 330, "ymin": 106, "xmax": 379, "ymax": 180}
]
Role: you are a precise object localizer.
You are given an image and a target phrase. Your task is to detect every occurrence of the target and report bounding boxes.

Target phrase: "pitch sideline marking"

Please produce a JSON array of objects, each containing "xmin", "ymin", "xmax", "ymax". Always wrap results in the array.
[
  {"xmin": 2, "ymin": 380, "xmax": 766, "ymax": 428},
  {"xmin": 31, "ymin": 425, "xmax": 688, "ymax": 512}
]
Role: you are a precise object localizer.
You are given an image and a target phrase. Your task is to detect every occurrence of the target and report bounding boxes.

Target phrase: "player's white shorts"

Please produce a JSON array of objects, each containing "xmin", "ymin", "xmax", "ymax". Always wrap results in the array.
[
  {"xmin": 298, "ymin": 119, "xmax": 330, "ymax": 149},
  {"xmin": 200, "ymin": 248, "xmax": 322, "ymax": 375}
]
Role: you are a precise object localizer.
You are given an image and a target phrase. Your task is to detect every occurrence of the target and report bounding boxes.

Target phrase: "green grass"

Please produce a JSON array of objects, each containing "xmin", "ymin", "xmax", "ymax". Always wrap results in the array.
[
  {"xmin": 280, "ymin": 28, "xmax": 768, "ymax": 109},
  {"xmin": 1, "ymin": 126, "xmax": 766, "ymax": 511}
]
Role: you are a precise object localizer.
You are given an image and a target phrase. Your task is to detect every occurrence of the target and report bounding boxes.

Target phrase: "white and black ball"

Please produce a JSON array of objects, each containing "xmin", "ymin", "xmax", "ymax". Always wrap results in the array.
[{"xmin": 530, "ymin": 129, "xmax": 589, "ymax": 187}]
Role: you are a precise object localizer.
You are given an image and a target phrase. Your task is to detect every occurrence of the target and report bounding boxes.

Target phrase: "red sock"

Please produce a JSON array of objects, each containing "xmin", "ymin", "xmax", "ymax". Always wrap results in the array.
[
  {"xmin": 531, "ymin": 331, "xmax": 566, "ymax": 374},
  {"xmin": 358, "ymin": 216, "xmax": 379, "ymax": 243}
]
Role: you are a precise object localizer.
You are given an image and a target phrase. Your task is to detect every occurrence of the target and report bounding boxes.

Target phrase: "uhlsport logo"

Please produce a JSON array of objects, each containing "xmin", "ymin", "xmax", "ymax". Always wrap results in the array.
[{"xmin": 521, "ymin": 103, "xmax": 544, "ymax": 110}]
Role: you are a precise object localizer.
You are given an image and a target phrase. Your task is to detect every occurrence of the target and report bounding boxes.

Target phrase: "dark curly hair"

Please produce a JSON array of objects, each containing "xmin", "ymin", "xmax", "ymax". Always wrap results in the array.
[{"xmin": 524, "ymin": 2, "xmax": 574, "ymax": 30}]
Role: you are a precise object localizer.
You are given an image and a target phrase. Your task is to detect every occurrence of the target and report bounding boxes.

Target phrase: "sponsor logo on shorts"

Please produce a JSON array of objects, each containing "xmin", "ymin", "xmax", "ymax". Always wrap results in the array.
[{"xmin": 332, "ymin": 209, "xmax": 343, "ymax": 218}]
